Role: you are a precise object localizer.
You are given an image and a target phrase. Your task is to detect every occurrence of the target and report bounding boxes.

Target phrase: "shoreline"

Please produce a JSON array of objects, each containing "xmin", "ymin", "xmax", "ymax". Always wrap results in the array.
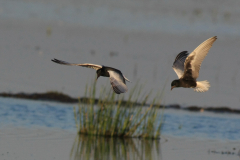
[{"xmin": 1, "ymin": 91, "xmax": 240, "ymax": 114}]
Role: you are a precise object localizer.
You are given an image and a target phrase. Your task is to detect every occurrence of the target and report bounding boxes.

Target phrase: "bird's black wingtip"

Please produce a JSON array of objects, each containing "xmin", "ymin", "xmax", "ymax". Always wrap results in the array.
[{"xmin": 51, "ymin": 58, "xmax": 61, "ymax": 64}]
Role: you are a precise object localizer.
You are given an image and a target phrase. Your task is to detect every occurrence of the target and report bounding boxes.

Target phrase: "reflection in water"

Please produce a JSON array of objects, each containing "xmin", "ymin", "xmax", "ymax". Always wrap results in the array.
[{"xmin": 70, "ymin": 135, "xmax": 162, "ymax": 160}]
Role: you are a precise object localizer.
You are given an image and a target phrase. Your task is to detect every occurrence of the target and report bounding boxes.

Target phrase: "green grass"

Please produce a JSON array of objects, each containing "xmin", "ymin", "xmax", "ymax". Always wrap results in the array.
[{"xmin": 74, "ymin": 80, "xmax": 165, "ymax": 139}]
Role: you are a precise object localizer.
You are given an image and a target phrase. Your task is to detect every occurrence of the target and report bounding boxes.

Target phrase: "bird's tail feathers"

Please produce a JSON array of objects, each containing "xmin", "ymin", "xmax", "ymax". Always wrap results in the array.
[{"xmin": 194, "ymin": 80, "xmax": 210, "ymax": 92}]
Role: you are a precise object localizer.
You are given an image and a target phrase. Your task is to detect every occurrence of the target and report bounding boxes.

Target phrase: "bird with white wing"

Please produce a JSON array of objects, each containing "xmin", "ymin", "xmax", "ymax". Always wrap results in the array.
[
  {"xmin": 171, "ymin": 36, "xmax": 217, "ymax": 92},
  {"xmin": 52, "ymin": 59, "xmax": 131, "ymax": 94}
]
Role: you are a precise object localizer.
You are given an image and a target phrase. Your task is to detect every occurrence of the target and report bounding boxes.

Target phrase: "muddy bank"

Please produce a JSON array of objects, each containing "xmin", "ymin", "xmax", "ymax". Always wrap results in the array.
[
  {"xmin": 168, "ymin": 104, "xmax": 240, "ymax": 114},
  {"xmin": 1, "ymin": 91, "xmax": 240, "ymax": 114},
  {"xmin": 0, "ymin": 92, "xmax": 78, "ymax": 103},
  {"xmin": 0, "ymin": 91, "xmax": 154, "ymax": 107}
]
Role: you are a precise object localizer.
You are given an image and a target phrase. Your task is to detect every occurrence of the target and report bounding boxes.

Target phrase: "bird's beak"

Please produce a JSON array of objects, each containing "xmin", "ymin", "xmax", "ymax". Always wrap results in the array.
[{"xmin": 171, "ymin": 86, "xmax": 175, "ymax": 90}]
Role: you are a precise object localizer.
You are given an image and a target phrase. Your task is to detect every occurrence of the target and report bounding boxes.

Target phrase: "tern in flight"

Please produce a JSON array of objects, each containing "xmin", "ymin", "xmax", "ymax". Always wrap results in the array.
[
  {"xmin": 171, "ymin": 36, "xmax": 217, "ymax": 92},
  {"xmin": 52, "ymin": 59, "xmax": 131, "ymax": 94}
]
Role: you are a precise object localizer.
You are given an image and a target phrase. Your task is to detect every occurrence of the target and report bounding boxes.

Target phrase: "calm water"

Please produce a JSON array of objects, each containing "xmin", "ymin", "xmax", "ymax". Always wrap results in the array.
[
  {"xmin": 1, "ymin": 0, "xmax": 239, "ymax": 36},
  {"xmin": 0, "ymin": 97, "xmax": 240, "ymax": 141},
  {"xmin": 1, "ymin": 0, "xmax": 240, "ymax": 109},
  {"xmin": 1, "ymin": 1, "xmax": 240, "ymax": 159}
]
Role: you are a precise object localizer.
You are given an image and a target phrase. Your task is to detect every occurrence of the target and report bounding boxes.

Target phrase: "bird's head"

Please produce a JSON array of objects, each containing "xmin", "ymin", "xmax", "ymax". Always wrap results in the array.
[
  {"xmin": 171, "ymin": 80, "xmax": 181, "ymax": 90},
  {"xmin": 96, "ymin": 69, "xmax": 101, "ymax": 80}
]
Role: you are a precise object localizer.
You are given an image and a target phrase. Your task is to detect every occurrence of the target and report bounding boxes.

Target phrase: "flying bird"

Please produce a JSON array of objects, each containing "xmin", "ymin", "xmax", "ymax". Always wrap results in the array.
[
  {"xmin": 171, "ymin": 36, "xmax": 217, "ymax": 92},
  {"xmin": 51, "ymin": 59, "xmax": 131, "ymax": 94}
]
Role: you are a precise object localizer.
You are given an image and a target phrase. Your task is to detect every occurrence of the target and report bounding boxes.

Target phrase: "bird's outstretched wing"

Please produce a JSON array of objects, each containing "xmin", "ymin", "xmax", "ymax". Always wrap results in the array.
[
  {"xmin": 172, "ymin": 51, "xmax": 189, "ymax": 78},
  {"xmin": 183, "ymin": 36, "xmax": 217, "ymax": 79},
  {"xmin": 108, "ymin": 70, "xmax": 128, "ymax": 94},
  {"xmin": 52, "ymin": 58, "xmax": 102, "ymax": 70}
]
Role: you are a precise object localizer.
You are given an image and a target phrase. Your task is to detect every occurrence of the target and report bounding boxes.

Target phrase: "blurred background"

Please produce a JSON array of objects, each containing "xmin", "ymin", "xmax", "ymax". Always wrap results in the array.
[{"xmin": 0, "ymin": 0, "xmax": 240, "ymax": 108}]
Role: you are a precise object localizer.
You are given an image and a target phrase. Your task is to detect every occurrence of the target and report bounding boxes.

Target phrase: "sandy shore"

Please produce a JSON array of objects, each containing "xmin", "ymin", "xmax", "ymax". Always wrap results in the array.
[{"xmin": 0, "ymin": 127, "xmax": 239, "ymax": 160}]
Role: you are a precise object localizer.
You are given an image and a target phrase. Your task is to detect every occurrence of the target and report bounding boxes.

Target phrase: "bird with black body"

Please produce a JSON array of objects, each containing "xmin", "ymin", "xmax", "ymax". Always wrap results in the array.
[
  {"xmin": 51, "ymin": 59, "xmax": 131, "ymax": 94},
  {"xmin": 171, "ymin": 36, "xmax": 217, "ymax": 92}
]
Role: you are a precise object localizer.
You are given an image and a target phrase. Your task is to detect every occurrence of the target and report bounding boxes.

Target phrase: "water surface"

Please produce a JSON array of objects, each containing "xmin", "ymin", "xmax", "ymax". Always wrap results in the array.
[
  {"xmin": 1, "ymin": 97, "xmax": 239, "ymax": 140},
  {"xmin": 1, "ymin": 97, "xmax": 240, "ymax": 160},
  {"xmin": 0, "ymin": 0, "xmax": 240, "ymax": 109}
]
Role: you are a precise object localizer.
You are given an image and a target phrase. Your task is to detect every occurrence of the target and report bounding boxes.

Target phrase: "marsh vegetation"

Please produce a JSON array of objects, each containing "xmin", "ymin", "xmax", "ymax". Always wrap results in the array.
[{"xmin": 74, "ymin": 81, "xmax": 165, "ymax": 139}]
